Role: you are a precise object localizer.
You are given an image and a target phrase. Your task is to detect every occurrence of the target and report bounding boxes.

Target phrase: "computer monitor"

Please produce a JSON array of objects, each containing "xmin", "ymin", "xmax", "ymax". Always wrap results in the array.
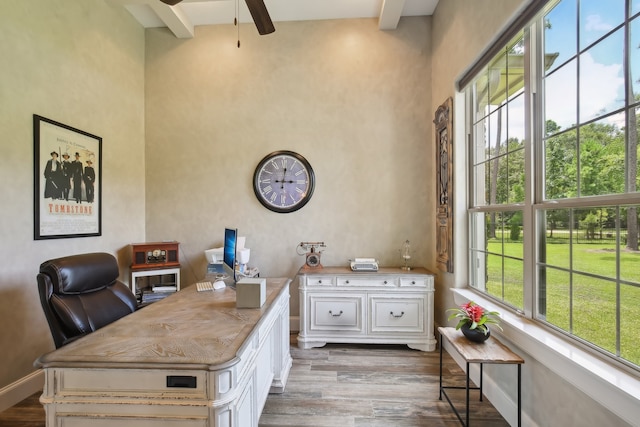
[{"xmin": 223, "ymin": 227, "xmax": 238, "ymax": 282}]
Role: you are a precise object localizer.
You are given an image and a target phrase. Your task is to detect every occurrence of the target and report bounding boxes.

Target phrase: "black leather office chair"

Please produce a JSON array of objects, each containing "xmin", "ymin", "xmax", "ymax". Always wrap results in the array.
[{"xmin": 37, "ymin": 252, "xmax": 137, "ymax": 348}]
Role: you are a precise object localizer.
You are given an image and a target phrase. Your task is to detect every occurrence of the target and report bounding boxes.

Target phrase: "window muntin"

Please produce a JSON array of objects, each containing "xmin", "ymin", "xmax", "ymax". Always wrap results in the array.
[
  {"xmin": 579, "ymin": 0, "xmax": 625, "ymax": 50},
  {"xmin": 579, "ymin": 29, "xmax": 625, "ymax": 124},
  {"xmin": 538, "ymin": 205, "xmax": 640, "ymax": 365},
  {"xmin": 467, "ymin": 0, "xmax": 640, "ymax": 369},
  {"xmin": 632, "ymin": 15, "xmax": 640, "ymax": 102},
  {"xmin": 544, "ymin": 61, "xmax": 577, "ymax": 132},
  {"xmin": 469, "ymin": 210, "xmax": 525, "ymax": 310}
]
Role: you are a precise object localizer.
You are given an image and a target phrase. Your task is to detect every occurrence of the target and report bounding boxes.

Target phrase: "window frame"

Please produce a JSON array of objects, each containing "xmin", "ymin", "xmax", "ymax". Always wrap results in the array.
[{"xmin": 464, "ymin": 0, "xmax": 640, "ymax": 371}]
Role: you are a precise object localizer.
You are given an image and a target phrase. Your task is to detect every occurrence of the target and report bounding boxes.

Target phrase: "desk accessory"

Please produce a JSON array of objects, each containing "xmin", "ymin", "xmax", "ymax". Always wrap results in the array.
[
  {"xmin": 297, "ymin": 241, "xmax": 326, "ymax": 269},
  {"xmin": 196, "ymin": 281, "xmax": 214, "ymax": 292},
  {"xmin": 349, "ymin": 258, "xmax": 379, "ymax": 271},
  {"xmin": 400, "ymin": 240, "xmax": 412, "ymax": 271},
  {"xmin": 236, "ymin": 278, "xmax": 266, "ymax": 308},
  {"xmin": 131, "ymin": 241, "xmax": 180, "ymax": 270}
]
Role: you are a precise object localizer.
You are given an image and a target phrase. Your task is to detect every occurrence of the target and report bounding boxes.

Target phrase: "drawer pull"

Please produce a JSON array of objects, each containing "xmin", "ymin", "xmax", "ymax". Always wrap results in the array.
[
  {"xmin": 329, "ymin": 310, "xmax": 343, "ymax": 317},
  {"xmin": 383, "ymin": 280, "xmax": 388, "ymax": 285},
  {"xmin": 345, "ymin": 280, "xmax": 350, "ymax": 284},
  {"xmin": 411, "ymin": 280, "xmax": 416, "ymax": 285},
  {"xmin": 318, "ymin": 280, "xmax": 322, "ymax": 284},
  {"xmin": 390, "ymin": 311, "xmax": 405, "ymax": 318}
]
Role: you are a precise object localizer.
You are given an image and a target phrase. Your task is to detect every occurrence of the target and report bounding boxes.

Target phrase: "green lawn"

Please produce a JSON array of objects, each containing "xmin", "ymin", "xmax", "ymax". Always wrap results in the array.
[{"xmin": 485, "ymin": 239, "xmax": 640, "ymax": 366}]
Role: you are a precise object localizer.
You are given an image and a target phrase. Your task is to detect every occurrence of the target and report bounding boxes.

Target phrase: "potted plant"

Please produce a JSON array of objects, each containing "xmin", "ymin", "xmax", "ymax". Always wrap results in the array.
[{"xmin": 447, "ymin": 301, "xmax": 502, "ymax": 343}]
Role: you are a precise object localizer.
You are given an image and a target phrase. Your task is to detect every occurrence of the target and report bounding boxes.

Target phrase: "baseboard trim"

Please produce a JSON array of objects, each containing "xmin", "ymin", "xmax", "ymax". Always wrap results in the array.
[
  {"xmin": 0, "ymin": 370, "xmax": 44, "ymax": 412},
  {"xmin": 290, "ymin": 315, "xmax": 299, "ymax": 333}
]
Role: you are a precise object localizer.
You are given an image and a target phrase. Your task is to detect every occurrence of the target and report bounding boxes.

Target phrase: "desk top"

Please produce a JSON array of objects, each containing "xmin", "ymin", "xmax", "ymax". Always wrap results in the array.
[
  {"xmin": 439, "ymin": 327, "xmax": 524, "ymax": 364},
  {"xmin": 35, "ymin": 278, "xmax": 290, "ymax": 370}
]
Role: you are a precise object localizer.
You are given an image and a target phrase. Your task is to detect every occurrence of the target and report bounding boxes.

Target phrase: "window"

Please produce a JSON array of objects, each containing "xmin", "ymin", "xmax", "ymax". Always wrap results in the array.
[{"xmin": 466, "ymin": 0, "xmax": 640, "ymax": 368}]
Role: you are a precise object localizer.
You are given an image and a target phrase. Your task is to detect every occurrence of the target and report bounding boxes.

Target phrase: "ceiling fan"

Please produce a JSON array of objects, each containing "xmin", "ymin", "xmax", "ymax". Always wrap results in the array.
[{"xmin": 159, "ymin": 0, "xmax": 275, "ymax": 35}]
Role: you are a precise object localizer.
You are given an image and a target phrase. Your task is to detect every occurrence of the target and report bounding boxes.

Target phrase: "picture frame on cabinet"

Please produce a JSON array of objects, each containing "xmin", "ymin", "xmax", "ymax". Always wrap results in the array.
[{"xmin": 33, "ymin": 114, "xmax": 102, "ymax": 240}]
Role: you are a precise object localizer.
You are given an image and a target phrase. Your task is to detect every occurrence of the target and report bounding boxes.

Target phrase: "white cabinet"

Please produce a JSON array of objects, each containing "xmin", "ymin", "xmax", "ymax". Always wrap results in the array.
[{"xmin": 297, "ymin": 267, "xmax": 436, "ymax": 351}]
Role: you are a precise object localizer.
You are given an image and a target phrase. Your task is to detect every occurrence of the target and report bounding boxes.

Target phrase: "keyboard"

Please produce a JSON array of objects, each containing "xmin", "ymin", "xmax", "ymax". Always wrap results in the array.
[{"xmin": 196, "ymin": 281, "xmax": 214, "ymax": 292}]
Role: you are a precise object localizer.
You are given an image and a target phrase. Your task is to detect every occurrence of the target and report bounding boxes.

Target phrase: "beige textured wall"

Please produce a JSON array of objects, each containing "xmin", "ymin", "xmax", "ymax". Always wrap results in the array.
[
  {"xmin": 0, "ymin": 0, "xmax": 146, "ymax": 389},
  {"xmin": 145, "ymin": 17, "xmax": 433, "ymax": 319}
]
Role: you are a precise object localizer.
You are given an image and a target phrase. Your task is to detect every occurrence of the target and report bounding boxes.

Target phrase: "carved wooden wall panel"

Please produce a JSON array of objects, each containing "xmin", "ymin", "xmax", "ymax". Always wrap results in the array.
[{"xmin": 435, "ymin": 97, "xmax": 453, "ymax": 273}]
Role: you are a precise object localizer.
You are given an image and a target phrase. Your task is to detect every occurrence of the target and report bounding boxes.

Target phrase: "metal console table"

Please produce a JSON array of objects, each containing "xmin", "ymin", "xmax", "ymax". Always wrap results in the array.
[{"xmin": 438, "ymin": 326, "xmax": 524, "ymax": 426}]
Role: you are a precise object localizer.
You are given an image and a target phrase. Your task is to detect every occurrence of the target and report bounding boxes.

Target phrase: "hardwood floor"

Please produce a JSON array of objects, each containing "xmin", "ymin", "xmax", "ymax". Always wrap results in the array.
[{"xmin": 0, "ymin": 337, "xmax": 509, "ymax": 427}]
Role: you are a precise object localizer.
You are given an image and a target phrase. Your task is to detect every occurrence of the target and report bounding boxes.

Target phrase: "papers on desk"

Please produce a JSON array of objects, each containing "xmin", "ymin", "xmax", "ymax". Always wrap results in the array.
[
  {"xmin": 141, "ymin": 285, "xmax": 177, "ymax": 303},
  {"xmin": 152, "ymin": 285, "xmax": 177, "ymax": 293}
]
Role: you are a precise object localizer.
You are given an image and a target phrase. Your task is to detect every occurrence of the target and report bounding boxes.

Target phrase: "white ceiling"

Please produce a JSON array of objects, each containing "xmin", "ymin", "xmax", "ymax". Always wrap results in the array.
[{"xmin": 108, "ymin": 0, "xmax": 439, "ymax": 38}]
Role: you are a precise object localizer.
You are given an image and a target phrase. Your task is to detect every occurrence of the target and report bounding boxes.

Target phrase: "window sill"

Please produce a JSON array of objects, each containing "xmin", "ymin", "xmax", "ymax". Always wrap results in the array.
[{"xmin": 451, "ymin": 288, "xmax": 640, "ymax": 425}]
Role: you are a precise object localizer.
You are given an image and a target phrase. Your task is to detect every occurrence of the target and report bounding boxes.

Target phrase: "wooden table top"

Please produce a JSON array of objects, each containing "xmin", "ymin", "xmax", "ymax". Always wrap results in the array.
[
  {"xmin": 439, "ymin": 327, "xmax": 524, "ymax": 364},
  {"xmin": 35, "ymin": 278, "xmax": 290, "ymax": 370}
]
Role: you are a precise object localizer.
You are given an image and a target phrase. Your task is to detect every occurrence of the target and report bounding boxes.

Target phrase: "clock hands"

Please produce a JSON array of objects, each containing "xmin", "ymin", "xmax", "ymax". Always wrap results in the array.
[{"xmin": 274, "ymin": 167, "xmax": 294, "ymax": 189}]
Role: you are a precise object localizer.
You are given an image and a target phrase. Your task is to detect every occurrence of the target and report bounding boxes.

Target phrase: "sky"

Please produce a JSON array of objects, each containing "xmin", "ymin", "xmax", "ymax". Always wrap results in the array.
[{"xmin": 543, "ymin": 0, "xmax": 639, "ymax": 131}]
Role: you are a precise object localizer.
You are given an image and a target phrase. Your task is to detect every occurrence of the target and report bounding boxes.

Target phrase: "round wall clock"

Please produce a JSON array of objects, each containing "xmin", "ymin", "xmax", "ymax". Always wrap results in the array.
[{"xmin": 253, "ymin": 150, "xmax": 315, "ymax": 213}]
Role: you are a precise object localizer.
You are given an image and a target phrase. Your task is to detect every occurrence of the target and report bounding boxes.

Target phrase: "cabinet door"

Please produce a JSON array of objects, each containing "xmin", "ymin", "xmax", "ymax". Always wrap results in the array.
[
  {"xmin": 369, "ymin": 295, "xmax": 425, "ymax": 333},
  {"xmin": 309, "ymin": 294, "xmax": 364, "ymax": 332}
]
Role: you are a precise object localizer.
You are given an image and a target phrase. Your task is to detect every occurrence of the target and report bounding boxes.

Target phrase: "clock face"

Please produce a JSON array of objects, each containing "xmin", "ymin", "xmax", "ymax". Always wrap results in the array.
[{"xmin": 253, "ymin": 150, "xmax": 315, "ymax": 213}]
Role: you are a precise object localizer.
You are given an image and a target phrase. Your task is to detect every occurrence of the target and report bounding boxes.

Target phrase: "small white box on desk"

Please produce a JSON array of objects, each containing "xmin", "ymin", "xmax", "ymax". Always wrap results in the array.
[{"xmin": 236, "ymin": 278, "xmax": 266, "ymax": 308}]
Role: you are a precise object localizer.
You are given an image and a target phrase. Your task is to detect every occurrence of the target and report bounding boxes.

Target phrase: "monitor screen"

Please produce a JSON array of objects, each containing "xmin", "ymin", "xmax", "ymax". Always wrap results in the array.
[{"xmin": 223, "ymin": 227, "xmax": 238, "ymax": 280}]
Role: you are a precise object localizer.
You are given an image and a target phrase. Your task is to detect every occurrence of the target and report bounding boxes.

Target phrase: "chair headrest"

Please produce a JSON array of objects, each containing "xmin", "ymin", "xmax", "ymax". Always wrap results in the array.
[{"xmin": 39, "ymin": 252, "xmax": 120, "ymax": 295}]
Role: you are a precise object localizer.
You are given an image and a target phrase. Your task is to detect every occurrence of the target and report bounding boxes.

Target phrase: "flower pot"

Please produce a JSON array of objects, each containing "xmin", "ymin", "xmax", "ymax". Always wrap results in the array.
[{"xmin": 460, "ymin": 323, "xmax": 490, "ymax": 343}]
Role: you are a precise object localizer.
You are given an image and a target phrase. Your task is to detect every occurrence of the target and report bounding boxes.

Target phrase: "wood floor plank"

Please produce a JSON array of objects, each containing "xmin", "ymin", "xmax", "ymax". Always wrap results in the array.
[{"xmin": 0, "ymin": 336, "xmax": 509, "ymax": 427}]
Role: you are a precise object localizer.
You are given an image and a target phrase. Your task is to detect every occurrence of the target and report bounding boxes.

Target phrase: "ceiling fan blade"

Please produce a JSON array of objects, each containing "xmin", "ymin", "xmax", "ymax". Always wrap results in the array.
[
  {"xmin": 159, "ymin": 0, "xmax": 183, "ymax": 5},
  {"xmin": 244, "ymin": 0, "xmax": 275, "ymax": 35}
]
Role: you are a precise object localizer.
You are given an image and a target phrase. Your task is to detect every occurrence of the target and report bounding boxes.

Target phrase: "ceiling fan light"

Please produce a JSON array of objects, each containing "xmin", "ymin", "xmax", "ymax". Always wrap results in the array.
[{"xmin": 159, "ymin": 0, "xmax": 183, "ymax": 5}]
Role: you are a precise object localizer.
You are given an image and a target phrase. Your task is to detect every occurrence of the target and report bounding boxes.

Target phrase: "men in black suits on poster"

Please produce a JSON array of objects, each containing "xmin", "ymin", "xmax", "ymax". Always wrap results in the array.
[
  {"xmin": 44, "ymin": 151, "xmax": 63, "ymax": 199},
  {"xmin": 60, "ymin": 152, "xmax": 72, "ymax": 201},
  {"xmin": 70, "ymin": 152, "xmax": 83, "ymax": 203},
  {"xmin": 84, "ymin": 160, "xmax": 95, "ymax": 203}
]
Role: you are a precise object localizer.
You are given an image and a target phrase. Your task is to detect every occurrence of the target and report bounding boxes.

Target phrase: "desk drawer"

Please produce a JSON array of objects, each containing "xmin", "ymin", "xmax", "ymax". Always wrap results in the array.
[
  {"xmin": 55, "ymin": 414, "xmax": 207, "ymax": 427},
  {"xmin": 309, "ymin": 295, "xmax": 364, "ymax": 332},
  {"xmin": 369, "ymin": 295, "xmax": 424, "ymax": 333},
  {"xmin": 56, "ymin": 368, "xmax": 208, "ymax": 398}
]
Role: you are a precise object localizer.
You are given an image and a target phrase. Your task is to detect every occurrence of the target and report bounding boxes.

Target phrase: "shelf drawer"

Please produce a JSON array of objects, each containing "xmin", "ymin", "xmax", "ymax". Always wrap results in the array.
[
  {"xmin": 369, "ymin": 295, "xmax": 425, "ymax": 333},
  {"xmin": 309, "ymin": 295, "xmax": 364, "ymax": 332}
]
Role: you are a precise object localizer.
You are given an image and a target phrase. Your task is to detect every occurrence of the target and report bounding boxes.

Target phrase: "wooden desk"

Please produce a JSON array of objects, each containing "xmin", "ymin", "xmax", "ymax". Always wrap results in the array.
[
  {"xmin": 35, "ymin": 278, "xmax": 292, "ymax": 427},
  {"xmin": 438, "ymin": 326, "xmax": 524, "ymax": 427}
]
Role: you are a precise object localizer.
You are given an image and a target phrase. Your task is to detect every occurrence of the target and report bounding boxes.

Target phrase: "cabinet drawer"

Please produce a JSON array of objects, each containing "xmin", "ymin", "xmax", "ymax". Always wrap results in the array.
[
  {"xmin": 369, "ymin": 295, "xmax": 424, "ymax": 333},
  {"xmin": 399, "ymin": 277, "xmax": 432, "ymax": 288},
  {"xmin": 337, "ymin": 277, "xmax": 396, "ymax": 287},
  {"xmin": 304, "ymin": 276, "xmax": 335, "ymax": 287},
  {"xmin": 309, "ymin": 295, "xmax": 364, "ymax": 332}
]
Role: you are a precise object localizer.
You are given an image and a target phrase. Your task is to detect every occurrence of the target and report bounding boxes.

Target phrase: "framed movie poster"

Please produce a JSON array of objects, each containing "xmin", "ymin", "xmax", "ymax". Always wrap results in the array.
[{"xmin": 33, "ymin": 115, "xmax": 102, "ymax": 240}]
